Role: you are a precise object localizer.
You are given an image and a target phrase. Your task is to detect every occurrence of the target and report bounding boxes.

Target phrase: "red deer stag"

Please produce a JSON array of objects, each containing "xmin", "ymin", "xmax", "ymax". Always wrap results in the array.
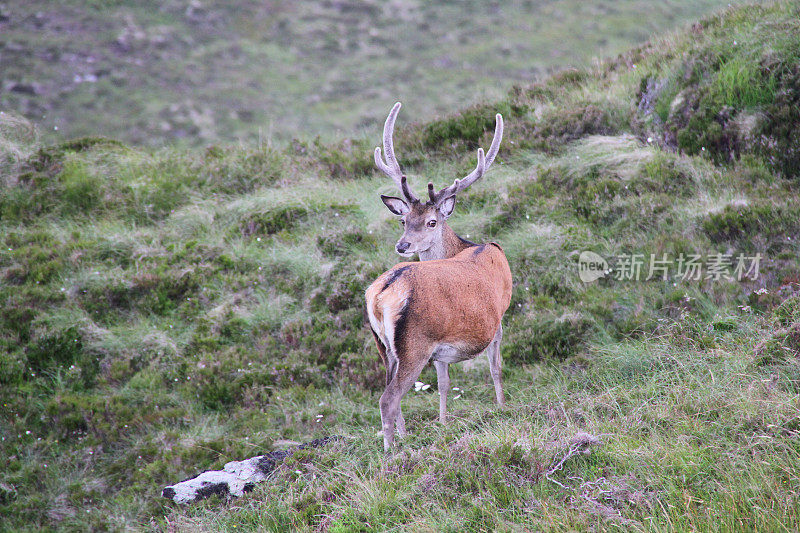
[{"xmin": 366, "ymin": 103, "xmax": 511, "ymax": 450}]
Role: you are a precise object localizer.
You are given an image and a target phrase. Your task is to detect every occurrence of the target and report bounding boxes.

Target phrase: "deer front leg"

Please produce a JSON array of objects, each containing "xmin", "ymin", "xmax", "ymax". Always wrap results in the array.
[
  {"xmin": 434, "ymin": 361, "xmax": 450, "ymax": 423},
  {"xmin": 486, "ymin": 324, "xmax": 505, "ymax": 406}
]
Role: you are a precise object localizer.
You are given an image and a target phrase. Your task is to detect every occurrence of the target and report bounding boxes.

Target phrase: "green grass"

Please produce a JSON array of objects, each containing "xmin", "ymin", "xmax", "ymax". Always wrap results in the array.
[
  {"xmin": 2, "ymin": 1, "xmax": 800, "ymax": 531},
  {"xmin": 711, "ymin": 54, "xmax": 779, "ymax": 108},
  {"xmin": 163, "ymin": 320, "xmax": 800, "ymax": 532}
]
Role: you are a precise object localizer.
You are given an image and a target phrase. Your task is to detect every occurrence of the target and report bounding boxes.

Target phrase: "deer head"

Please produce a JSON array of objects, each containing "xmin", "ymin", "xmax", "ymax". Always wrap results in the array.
[{"xmin": 375, "ymin": 102, "xmax": 504, "ymax": 260}]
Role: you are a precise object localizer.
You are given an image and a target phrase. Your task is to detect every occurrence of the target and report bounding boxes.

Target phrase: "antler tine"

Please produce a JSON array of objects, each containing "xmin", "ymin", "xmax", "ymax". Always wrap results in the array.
[
  {"xmin": 374, "ymin": 146, "xmax": 392, "ymax": 178},
  {"xmin": 433, "ymin": 113, "xmax": 503, "ymax": 203},
  {"xmin": 435, "ymin": 148, "xmax": 483, "ymax": 202},
  {"xmin": 483, "ymin": 113, "xmax": 503, "ymax": 168},
  {"xmin": 381, "ymin": 102, "xmax": 402, "ymax": 179},
  {"xmin": 401, "ymin": 176, "xmax": 417, "ymax": 203},
  {"xmin": 375, "ymin": 102, "xmax": 418, "ymax": 202}
]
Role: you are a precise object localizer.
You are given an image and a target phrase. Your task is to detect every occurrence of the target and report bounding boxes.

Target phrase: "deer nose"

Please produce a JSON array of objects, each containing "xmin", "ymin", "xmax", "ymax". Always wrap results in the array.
[{"xmin": 396, "ymin": 241, "xmax": 410, "ymax": 254}]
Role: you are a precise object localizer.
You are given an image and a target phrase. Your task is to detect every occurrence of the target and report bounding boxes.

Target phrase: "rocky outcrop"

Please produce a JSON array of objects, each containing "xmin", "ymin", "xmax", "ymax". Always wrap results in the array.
[{"xmin": 162, "ymin": 435, "xmax": 342, "ymax": 504}]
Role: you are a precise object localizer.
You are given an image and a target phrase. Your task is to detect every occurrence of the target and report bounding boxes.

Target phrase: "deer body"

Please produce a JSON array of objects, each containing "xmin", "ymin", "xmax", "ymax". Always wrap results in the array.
[
  {"xmin": 366, "ymin": 244, "xmax": 512, "ymax": 450},
  {"xmin": 368, "ymin": 102, "xmax": 511, "ymax": 450}
]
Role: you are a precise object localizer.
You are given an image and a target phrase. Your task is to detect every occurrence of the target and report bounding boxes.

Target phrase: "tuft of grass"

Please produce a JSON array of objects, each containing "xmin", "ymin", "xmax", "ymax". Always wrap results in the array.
[
  {"xmin": 711, "ymin": 54, "xmax": 779, "ymax": 108},
  {"xmin": 702, "ymin": 203, "xmax": 800, "ymax": 253}
]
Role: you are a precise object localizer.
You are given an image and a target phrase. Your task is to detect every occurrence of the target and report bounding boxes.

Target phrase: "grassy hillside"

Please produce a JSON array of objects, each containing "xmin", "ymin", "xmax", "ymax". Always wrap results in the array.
[
  {"xmin": 2, "ymin": 1, "xmax": 800, "ymax": 531},
  {"xmin": 1, "ymin": 0, "xmax": 736, "ymax": 147}
]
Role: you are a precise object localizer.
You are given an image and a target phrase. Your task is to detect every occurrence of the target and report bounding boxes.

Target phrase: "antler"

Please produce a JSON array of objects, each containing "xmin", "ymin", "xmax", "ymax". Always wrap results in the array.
[
  {"xmin": 375, "ymin": 102, "xmax": 419, "ymax": 203},
  {"xmin": 430, "ymin": 113, "xmax": 503, "ymax": 204}
]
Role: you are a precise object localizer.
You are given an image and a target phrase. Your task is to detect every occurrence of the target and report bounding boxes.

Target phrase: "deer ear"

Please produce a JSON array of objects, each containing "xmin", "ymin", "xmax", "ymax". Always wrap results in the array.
[
  {"xmin": 381, "ymin": 195, "xmax": 410, "ymax": 216},
  {"xmin": 437, "ymin": 195, "xmax": 456, "ymax": 219}
]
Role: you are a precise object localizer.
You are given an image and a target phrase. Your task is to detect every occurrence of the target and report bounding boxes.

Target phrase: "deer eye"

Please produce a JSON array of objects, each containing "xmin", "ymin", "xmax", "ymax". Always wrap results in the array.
[
  {"xmin": 427, "ymin": 220, "xmax": 437, "ymax": 228},
  {"xmin": 400, "ymin": 219, "xmax": 405, "ymax": 226}
]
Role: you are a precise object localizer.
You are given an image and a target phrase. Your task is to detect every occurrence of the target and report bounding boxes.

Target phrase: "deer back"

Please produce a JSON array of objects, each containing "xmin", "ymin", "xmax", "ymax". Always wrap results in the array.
[{"xmin": 366, "ymin": 243, "xmax": 512, "ymax": 357}]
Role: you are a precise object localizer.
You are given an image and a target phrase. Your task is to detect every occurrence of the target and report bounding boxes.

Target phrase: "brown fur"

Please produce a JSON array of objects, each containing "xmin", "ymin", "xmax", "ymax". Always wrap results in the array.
[
  {"xmin": 372, "ymin": 103, "xmax": 508, "ymax": 450},
  {"xmin": 365, "ymin": 243, "xmax": 512, "ymax": 450}
]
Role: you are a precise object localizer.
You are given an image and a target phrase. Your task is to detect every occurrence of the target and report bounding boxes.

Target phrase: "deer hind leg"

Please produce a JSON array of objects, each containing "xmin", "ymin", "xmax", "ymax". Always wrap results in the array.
[
  {"xmin": 371, "ymin": 327, "xmax": 388, "ymax": 374},
  {"xmin": 372, "ymin": 328, "xmax": 407, "ymax": 436},
  {"xmin": 486, "ymin": 324, "xmax": 505, "ymax": 406},
  {"xmin": 379, "ymin": 355, "xmax": 428, "ymax": 451},
  {"xmin": 379, "ymin": 344, "xmax": 407, "ymax": 438},
  {"xmin": 433, "ymin": 361, "xmax": 450, "ymax": 424},
  {"xmin": 396, "ymin": 407, "xmax": 407, "ymax": 436}
]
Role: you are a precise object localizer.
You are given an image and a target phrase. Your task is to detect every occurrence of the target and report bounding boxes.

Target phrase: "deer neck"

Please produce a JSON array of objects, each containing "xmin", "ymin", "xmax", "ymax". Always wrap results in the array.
[{"xmin": 418, "ymin": 222, "xmax": 476, "ymax": 261}]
